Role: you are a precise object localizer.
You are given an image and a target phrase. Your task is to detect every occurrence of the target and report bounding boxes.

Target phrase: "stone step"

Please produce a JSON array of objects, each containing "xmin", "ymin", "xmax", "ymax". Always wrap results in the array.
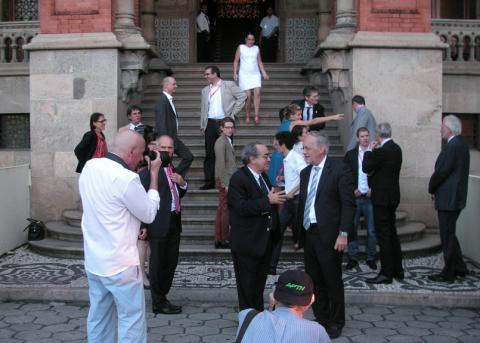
[
  {"xmin": 29, "ymin": 228, "xmax": 440, "ymax": 260},
  {"xmin": 62, "ymin": 209, "xmax": 81, "ymax": 227},
  {"xmin": 144, "ymin": 80, "xmax": 318, "ymax": 91},
  {"xmin": 142, "ymin": 93, "xmax": 331, "ymax": 103}
]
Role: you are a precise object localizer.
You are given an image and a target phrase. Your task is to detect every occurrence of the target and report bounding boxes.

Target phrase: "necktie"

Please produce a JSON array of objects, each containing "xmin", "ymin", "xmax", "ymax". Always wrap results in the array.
[
  {"xmin": 306, "ymin": 106, "xmax": 312, "ymax": 121},
  {"xmin": 303, "ymin": 166, "xmax": 321, "ymax": 230},
  {"xmin": 166, "ymin": 165, "xmax": 181, "ymax": 213},
  {"xmin": 258, "ymin": 175, "xmax": 269, "ymax": 195},
  {"xmin": 134, "ymin": 124, "xmax": 145, "ymax": 136}
]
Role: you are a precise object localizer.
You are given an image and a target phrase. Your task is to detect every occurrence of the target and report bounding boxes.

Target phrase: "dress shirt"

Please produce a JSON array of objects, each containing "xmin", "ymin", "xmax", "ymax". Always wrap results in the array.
[
  {"xmin": 208, "ymin": 81, "xmax": 225, "ymax": 120},
  {"xmin": 196, "ymin": 12, "xmax": 210, "ymax": 33},
  {"xmin": 248, "ymin": 166, "xmax": 270, "ymax": 192},
  {"xmin": 79, "ymin": 154, "xmax": 160, "ymax": 277},
  {"xmin": 447, "ymin": 135, "xmax": 455, "ymax": 143},
  {"xmin": 303, "ymin": 102, "xmax": 313, "ymax": 121},
  {"xmin": 283, "ymin": 149, "xmax": 307, "ymax": 195},
  {"xmin": 128, "ymin": 122, "xmax": 145, "ymax": 135},
  {"xmin": 293, "ymin": 142, "xmax": 304, "ymax": 155},
  {"xmin": 308, "ymin": 156, "xmax": 326, "ymax": 224},
  {"xmin": 238, "ymin": 307, "xmax": 330, "ymax": 343},
  {"xmin": 357, "ymin": 146, "xmax": 369, "ymax": 194},
  {"xmin": 163, "ymin": 91, "xmax": 178, "ymax": 128},
  {"xmin": 163, "ymin": 166, "xmax": 188, "ymax": 212},
  {"xmin": 259, "ymin": 15, "xmax": 279, "ymax": 38}
]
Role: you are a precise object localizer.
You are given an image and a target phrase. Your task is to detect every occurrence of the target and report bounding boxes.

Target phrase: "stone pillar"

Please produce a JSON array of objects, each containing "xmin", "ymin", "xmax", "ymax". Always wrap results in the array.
[
  {"xmin": 318, "ymin": 0, "xmax": 333, "ymax": 43},
  {"xmin": 140, "ymin": 0, "xmax": 157, "ymax": 47},
  {"xmin": 334, "ymin": 0, "xmax": 356, "ymax": 31},
  {"xmin": 115, "ymin": 0, "xmax": 139, "ymax": 33}
]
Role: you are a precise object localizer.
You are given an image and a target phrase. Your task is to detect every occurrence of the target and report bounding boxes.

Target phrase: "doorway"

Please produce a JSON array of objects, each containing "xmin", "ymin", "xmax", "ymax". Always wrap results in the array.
[{"xmin": 198, "ymin": 0, "xmax": 276, "ymax": 62}]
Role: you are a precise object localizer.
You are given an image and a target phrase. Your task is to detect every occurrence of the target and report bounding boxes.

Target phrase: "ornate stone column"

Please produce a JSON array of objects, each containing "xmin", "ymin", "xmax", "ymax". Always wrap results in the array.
[
  {"xmin": 334, "ymin": 0, "xmax": 356, "ymax": 31},
  {"xmin": 318, "ymin": 0, "xmax": 332, "ymax": 43},
  {"xmin": 141, "ymin": 0, "xmax": 157, "ymax": 47},
  {"xmin": 115, "ymin": 0, "xmax": 139, "ymax": 33}
]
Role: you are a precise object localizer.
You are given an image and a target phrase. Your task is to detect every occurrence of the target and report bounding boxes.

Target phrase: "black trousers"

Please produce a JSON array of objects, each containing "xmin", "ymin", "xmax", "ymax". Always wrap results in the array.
[
  {"xmin": 204, "ymin": 119, "xmax": 221, "ymax": 185},
  {"xmin": 260, "ymin": 35, "xmax": 278, "ymax": 62},
  {"xmin": 231, "ymin": 242, "xmax": 271, "ymax": 312},
  {"xmin": 271, "ymin": 196, "xmax": 299, "ymax": 269},
  {"xmin": 174, "ymin": 137, "xmax": 194, "ymax": 177},
  {"xmin": 149, "ymin": 213, "xmax": 181, "ymax": 307},
  {"xmin": 438, "ymin": 210, "xmax": 467, "ymax": 279},
  {"xmin": 373, "ymin": 205, "xmax": 403, "ymax": 278},
  {"xmin": 197, "ymin": 32, "xmax": 211, "ymax": 62},
  {"xmin": 304, "ymin": 226, "xmax": 345, "ymax": 328}
]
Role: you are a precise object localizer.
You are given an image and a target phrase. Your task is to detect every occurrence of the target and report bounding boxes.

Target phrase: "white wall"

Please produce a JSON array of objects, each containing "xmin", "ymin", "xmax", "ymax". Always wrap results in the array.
[
  {"xmin": 0, "ymin": 164, "xmax": 31, "ymax": 255},
  {"xmin": 457, "ymin": 173, "xmax": 480, "ymax": 264}
]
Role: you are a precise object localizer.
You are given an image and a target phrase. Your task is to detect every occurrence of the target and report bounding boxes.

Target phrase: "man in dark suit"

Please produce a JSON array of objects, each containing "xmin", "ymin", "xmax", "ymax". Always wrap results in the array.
[
  {"xmin": 154, "ymin": 76, "xmax": 193, "ymax": 177},
  {"xmin": 362, "ymin": 122, "xmax": 404, "ymax": 285},
  {"xmin": 298, "ymin": 132, "xmax": 354, "ymax": 339},
  {"xmin": 343, "ymin": 127, "xmax": 377, "ymax": 270},
  {"xmin": 140, "ymin": 135, "xmax": 187, "ymax": 315},
  {"xmin": 291, "ymin": 86, "xmax": 325, "ymax": 131},
  {"xmin": 228, "ymin": 142, "xmax": 286, "ymax": 311},
  {"xmin": 428, "ymin": 115, "xmax": 469, "ymax": 283}
]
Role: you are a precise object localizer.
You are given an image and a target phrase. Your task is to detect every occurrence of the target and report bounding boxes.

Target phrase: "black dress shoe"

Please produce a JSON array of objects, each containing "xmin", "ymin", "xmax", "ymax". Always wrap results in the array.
[
  {"xmin": 326, "ymin": 324, "xmax": 343, "ymax": 339},
  {"xmin": 428, "ymin": 273, "xmax": 454, "ymax": 284},
  {"xmin": 214, "ymin": 241, "xmax": 221, "ymax": 249},
  {"xmin": 366, "ymin": 260, "xmax": 377, "ymax": 270},
  {"xmin": 199, "ymin": 184, "xmax": 215, "ymax": 190},
  {"xmin": 153, "ymin": 300, "xmax": 182, "ymax": 315},
  {"xmin": 220, "ymin": 241, "xmax": 230, "ymax": 249},
  {"xmin": 366, "ymin": 274, "xmax": 392, "ymax": 284},
  {"xmin": 345, "ymin": 259, "xmax": 358, "ymax": 270},
  {"xmin": 393, "ymin": 271, "xmax": 404, "ymax": 280},
  {"xmin": 456, "ymin": 270, "xmax": 468, "ymax": 277},
  {"xmin": 268, "ymin": 267, "xmax": 277, "ymax": 275}
]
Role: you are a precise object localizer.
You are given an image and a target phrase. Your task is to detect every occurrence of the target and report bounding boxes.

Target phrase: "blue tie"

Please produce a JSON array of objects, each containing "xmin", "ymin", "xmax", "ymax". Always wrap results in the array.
[
  {"xmin": 258, "ymin": 176, "xmax": 269, "ymax": 195},
  {"xmin": 303, "ymin": 166, "xmax": 321, "ymax": 230}
]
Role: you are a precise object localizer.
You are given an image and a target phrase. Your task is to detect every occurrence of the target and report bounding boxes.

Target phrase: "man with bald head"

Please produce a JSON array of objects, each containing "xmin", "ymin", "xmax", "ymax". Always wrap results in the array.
[
  {"xmin": 79, "ymin": 130, "xmax": 162, "ymax": 343},
  {"xmin": 154, "ymin": 76, "xmax": 193, "ymax": 176}
]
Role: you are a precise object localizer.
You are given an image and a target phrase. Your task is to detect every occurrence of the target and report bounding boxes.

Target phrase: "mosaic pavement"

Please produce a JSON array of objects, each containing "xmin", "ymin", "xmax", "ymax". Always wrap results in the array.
[{"xmin": 0, "ymin": 246, "xmax": 479, "ymax": 297}]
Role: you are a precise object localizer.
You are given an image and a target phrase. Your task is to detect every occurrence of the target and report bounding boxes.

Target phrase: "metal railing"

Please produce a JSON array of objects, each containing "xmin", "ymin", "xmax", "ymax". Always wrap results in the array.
[{"xmin": 0, "ymin": 21, "xmax": 39, "ymax": 63}]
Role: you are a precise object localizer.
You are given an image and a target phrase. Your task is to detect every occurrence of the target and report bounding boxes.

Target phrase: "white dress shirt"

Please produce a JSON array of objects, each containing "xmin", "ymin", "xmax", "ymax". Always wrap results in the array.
[
  {"xmin": 248, "ymin": 166, "xmax": 270, "ymax": 191},
  {"xmin": 208, "ymin": 80, "xmax": 225, "ymax": 120},
  {"xmin": 307, "ymin": 156, "xmax": 327, "ymax": 224},
  {"xmin": 259, "ymin": 15, "xmax": 279, "ymax": 38},
  {"xmin": 303, "ymin": 102, "xmax": 313, "ymax": 121},
  {"xmin": 357, "ymin": 146, "xmax": 369, "ymax": 194},
  {"xmin": 163, "ymin": 91, "xmax": 178, "ymax": 128},
  {"xmin": 284, "ymin": 149, "xmax": 307, "ymax": 195},
  {"xmin": 196, "ymin": 12, "xmax": 210, "ymax": 33},
  {"xmin": 79, "ymin": 155, "xmax": 160, "ymax": 277}
]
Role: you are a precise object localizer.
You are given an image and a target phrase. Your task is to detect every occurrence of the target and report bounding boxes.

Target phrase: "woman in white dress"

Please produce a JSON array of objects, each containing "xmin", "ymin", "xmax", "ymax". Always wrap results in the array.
[{"xmin": 233, "ymin": 32, "xmax": 269, "ymax": 125}]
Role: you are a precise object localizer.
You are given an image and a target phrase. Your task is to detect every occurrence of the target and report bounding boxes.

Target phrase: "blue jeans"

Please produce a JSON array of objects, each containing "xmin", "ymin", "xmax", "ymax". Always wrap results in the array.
[
  {"xmin": 86, "ymin": 265, "xmax": 147, "ymax": 343},
  {"xmin": 348, "ymin": 197, "xmax": 377, "ymax": 261}
]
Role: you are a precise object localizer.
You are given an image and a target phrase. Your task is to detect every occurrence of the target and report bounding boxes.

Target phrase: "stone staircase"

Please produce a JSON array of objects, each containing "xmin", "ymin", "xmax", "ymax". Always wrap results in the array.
[{"xmin": 29, "ymin": 62, "xmax": 441, "ymax": 260}]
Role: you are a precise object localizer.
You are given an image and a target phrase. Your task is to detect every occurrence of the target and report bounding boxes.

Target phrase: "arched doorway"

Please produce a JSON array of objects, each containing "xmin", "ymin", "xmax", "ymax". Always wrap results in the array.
[{"xmin": 198, "ymin": 0, "xmax": 276, "ymax": 62}]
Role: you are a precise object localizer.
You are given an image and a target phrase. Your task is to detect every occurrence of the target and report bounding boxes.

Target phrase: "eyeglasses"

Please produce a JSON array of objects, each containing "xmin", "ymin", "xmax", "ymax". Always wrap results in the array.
[{"xmin": 97, "ymin": 119, "xmax": 107, "ymax": 123}]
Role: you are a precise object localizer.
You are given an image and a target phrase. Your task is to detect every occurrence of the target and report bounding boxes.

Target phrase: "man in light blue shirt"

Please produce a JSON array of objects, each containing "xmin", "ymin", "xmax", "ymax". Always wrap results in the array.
[{"xmin": 236, "ymin": 270, "xmax": 331, "ymax": 343}]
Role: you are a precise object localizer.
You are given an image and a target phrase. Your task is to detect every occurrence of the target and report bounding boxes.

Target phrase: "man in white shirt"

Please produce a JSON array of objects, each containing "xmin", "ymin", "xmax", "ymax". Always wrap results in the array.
[
  {"xmin": 199, "ymin": 65, "xmax": 246, "ymax": 190},
  {"xmin": 79, "ymin": 130, "xmax": 162, "ymax": 343},
  {"xmin": 343, "ymin": 127, "xmax": 377, "ymax": 270},
  {"xmin": 196, "ymin": 3, "xmax": 211, "ymax": 62},
  {"xmin": 270, "ymin": 131, "xmax": 307, "ymax": 275},
  {"xmin": 259, "ymin": 7, "xmax": 279, "ymax": 62}
]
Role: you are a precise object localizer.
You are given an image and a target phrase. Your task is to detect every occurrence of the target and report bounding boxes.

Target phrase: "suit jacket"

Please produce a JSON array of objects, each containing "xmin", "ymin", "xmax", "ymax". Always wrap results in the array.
[
  {"xmin": 428, "ymin": 135, "xmax": 470, "ymax": 211},
  {"xmin": 214, "ymin": 135, "xmax": 237, "ymax": 188},
  {"xmin": 344, "ymin": 146, "xmax": 370, "ymax": 190},
  {"xmin": 347, "ymin": 106, "xmax": 377, "ymax": 150},
  {"xmin": 228, "ymin": 166, "xmax": 280, "ymax": 257},
  {"xmin": 297, "ymin": 157, "xmax": 355, "ymax": 247},
  {"xmin": 362, "ymin": 140, "xmax": 402, "ymax": 207},
  {"xmin": 74, "ymin": 130, "xmax": 102, "ymax": 173},
  {"xmin": 291, "ymin": 99, "xmax": 325, "ymax": 131},
  {"xmin": 155, "ymin": 92, "xmax": 178, "ymax": 139},
  {"xmin": 139, "ymin": 166, "xmax": 187, "ymax": 238},
  {"xmin": 200, "ymin": 80, "xmax": 246, "ymax": 130}
]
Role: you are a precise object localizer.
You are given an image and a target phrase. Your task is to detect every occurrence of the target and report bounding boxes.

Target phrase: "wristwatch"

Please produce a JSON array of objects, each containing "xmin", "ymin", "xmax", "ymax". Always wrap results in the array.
[{"xmin": 339, "ymin": 231, "xmax": 348, "ymax": 237}]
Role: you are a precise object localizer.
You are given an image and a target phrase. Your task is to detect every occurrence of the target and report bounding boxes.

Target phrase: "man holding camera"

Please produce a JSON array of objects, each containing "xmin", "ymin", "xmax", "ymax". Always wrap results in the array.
[{"xmin": 139, "ymin": 135, "xmax": 187, "ymax": 315}]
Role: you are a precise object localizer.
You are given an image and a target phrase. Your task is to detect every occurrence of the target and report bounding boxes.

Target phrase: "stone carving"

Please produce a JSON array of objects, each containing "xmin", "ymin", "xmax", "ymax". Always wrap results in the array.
[
  {"xmin": 285, "ymin": 17, "xmax": 319, "ymax": 63},
  {"xmin": 120, "ymin": 50, "xmax": 149, "ymax": 102},
  {"xmin": 155, "ymin": 17, "xmax": 189, "ymax": 63},
  {"xmin": 14, "ymin": 0, "xmax": 38, "ymax": 21}
]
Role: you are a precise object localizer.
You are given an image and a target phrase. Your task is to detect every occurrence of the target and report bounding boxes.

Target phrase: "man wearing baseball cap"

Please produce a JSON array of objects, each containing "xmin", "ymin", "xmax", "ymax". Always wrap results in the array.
[{"xmin": 236, "ymin": 269, "xmax": 331, "ymax": 343}]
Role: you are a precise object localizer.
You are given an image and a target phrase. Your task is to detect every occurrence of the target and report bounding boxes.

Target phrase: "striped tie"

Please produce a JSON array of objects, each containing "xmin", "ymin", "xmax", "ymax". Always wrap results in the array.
[{"xmin": 303, "ymin": 166, "xmax": 321, "ymax": 230}]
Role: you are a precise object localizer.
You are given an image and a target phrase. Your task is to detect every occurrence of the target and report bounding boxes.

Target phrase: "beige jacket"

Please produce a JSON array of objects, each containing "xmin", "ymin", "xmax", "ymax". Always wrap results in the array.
[
  {"xmin": 214, "ymin": 134, "xmax": 237, "ymax": 188},
  {"xmin": 200, "ymin": 80, "xmax": 246, "ymax": 130}
]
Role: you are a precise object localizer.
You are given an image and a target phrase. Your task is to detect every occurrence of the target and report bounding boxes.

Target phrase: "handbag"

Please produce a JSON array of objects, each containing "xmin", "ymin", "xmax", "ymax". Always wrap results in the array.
[{"xmin": 24, "ymin": 218, "xmax": 46, "ymax": 241}]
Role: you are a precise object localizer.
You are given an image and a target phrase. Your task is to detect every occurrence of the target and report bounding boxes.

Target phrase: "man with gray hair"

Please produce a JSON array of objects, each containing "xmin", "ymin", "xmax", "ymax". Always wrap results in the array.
[
  {"xmin": 228, "ymin": 142, "xmax": 286, "ymax": 311},
  {"xmin": 428, "ymin": 115, "xmax": 469, "ymax": 283},
  {"xmin": 363, "ymin": 122, "xmax": 404, "ymax": 285},
  {"xmin": 298, "ymin": 131, "xmax": 355, "ymax": 339},
  {"xmin": 347, "ymin": 95, "xmax": 377, "ymax": 151}
]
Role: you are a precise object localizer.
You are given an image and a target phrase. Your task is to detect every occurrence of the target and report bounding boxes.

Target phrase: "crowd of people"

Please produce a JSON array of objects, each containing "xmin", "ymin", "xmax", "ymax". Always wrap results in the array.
[{"xmin": 74, "ymin": 60, "xmax": 471, "ymax": 341}]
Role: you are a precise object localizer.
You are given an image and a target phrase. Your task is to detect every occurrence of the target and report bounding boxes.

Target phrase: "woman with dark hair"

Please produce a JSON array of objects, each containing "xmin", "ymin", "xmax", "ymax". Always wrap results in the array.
[
  {"xmin": 291, "ymin": 124, "xmax": 308, "ymax": 155},
  {"xmin": 233, "ymin": 32, "xmax": 269, "ymax": 125},
  {"xmin": 74, "ymin": 112, "xmax": 108, "ymax": 173}
]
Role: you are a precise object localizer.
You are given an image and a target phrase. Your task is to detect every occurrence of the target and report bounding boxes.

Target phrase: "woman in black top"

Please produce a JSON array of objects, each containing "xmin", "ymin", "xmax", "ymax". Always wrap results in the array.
[{"xmin": 74, "ymin": 112, "xmax": 107, "ymax": 173}]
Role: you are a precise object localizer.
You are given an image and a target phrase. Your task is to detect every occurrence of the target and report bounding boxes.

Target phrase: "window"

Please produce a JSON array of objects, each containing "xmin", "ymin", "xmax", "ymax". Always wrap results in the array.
[
  {"xmin": 0, "ymin": 114, "xmax": 30, "ymax": 149},
  {"xmin": 443, "ymin": 113, "xmax": 479, "ymax": 150}
]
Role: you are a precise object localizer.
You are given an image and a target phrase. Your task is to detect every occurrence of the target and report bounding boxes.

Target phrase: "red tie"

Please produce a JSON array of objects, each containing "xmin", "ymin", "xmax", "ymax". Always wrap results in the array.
[{"xmin": 166, "ymin": 165, "xmax": 181, "ymax": 213}]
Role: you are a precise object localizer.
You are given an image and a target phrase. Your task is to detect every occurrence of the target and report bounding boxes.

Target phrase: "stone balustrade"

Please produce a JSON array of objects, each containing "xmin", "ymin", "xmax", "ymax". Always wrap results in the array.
[
  {"xmin": 0, "ymin": 21, "xmax": 39, "ymax": 63},
  {"xmin": 432, "ymin": 19, "xmax": 480, "ymax": 62}
]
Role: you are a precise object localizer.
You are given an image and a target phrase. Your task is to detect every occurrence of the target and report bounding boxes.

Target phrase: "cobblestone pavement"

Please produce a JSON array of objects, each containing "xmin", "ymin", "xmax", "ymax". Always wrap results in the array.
[{"xmin": 0, "ymin": 301, "xmax": 479, "ymax": 342}]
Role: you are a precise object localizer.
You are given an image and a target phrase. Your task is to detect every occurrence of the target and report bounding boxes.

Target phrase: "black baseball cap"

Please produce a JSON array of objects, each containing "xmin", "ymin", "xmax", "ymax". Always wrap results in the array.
[{"xmin": 274, "ymin": 270, "xmax": 314, "ymax": 306}]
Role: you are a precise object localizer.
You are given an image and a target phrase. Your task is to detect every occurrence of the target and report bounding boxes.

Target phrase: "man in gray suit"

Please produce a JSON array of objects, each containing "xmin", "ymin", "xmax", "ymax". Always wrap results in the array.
[
  {"xmin": 347, "ymin": 95, "xmax": 377, "ymax": 151},
  {"xmin": 428, "ymin": 115, "xmax": 469, "ymax": 283},
  {"xmin": 200, "ymin": 65, "xmax": 246, "ymax": 190}
]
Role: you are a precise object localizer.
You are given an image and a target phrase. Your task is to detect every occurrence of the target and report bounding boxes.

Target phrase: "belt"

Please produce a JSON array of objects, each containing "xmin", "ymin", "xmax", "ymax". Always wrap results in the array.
[
  {"xmin": 360, "ymin": 193, "xmax": 368, "ymax": 197},
  {"xmin": 208, "ymin": 118, "xmax": 223, "ymax": 123}
]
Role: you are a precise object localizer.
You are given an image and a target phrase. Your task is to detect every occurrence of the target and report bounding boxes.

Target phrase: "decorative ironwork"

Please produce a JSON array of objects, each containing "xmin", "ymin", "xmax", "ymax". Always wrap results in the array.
[
  {"xmin": 155, "ymin": 17, "xmax": 189, "ymax": 63},
  {"xmin": 218, "ymin": 0, "xmax": 260, "ymax": 19},
  {"xmin": 285, "ymin": 17, "xmax": 319, "ymax": 63},
  {"xmin": 0, "ymin": 114, "xmax": 30, "ymax": 149},
  {"xmin": 14, "ymin": 0, "xmax": 38, "ymax": 21}
]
